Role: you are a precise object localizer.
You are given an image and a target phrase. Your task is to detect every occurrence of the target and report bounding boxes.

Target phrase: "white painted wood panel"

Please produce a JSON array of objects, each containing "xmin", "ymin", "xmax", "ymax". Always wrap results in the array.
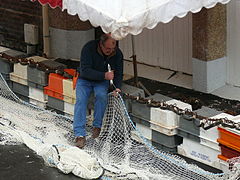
[
  {"xmin": 119, "ymin": 13, "xmax": 192, "ymax": 75},
  {"xmin": 227, "ymin": 0, "xmax": 240, "ymax": 87}
]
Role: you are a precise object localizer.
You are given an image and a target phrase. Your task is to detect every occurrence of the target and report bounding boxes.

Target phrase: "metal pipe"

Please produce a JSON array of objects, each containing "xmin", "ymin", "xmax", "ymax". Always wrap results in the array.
[
  {"xmin": 131, "ymin": 35, "xmax": 138, "ymax": 86},
  {"xmin": 42, "ymin": 5, "xmax": 50, "ymax": 57}
]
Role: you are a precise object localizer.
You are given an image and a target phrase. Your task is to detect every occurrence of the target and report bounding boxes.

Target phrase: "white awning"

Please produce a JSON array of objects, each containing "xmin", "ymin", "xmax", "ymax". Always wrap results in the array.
[{"xmin": 63, "ymin": 0, "xmax": 230, "ymax": 40}]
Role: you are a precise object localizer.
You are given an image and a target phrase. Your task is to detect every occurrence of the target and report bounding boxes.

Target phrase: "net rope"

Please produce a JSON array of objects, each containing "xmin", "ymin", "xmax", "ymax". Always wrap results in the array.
[{"xmin": 0, "ymin": 73, "xmax": 239, "ymax": 180}]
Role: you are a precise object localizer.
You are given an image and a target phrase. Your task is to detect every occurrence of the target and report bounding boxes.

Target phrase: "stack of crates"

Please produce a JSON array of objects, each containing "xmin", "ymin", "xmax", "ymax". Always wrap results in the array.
[
  {"xmin": 0, "ymin": 49, "xmax": 27, "ymax": 91},
  {"xmin": 217, "ymin": 116, "xmax": 240, "ymax": 162},
  {"xmin": 178, "ymin": 112, "xmax": 235, "ymax": 169},
  {"xmin": 62, "ymin": 69, "xmax": 76, "ymax": 116},
  {"xmin": 27, "ymin": 57, "xmax": 61, "ymax": 108},
  {"xmin": 130, "ymin": 93, "xmax": 190, "ymax": 153},
  {"xmin": 10, "ymin": 62, "xmax": 29, "ymax": 102}
]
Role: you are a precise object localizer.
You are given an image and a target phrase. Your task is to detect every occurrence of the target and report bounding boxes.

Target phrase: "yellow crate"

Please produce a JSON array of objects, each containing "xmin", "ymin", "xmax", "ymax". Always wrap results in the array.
[
  {"xmin": 63, "ymin": 78, "xmax": 76, "ymax": 99},
  {"xmin": 10, "ymin": 73, "xmax": 28, "ymax": 86},
  {"xmin": 13, "ymin": 63, "xmax": 28, "ymax": 80}
]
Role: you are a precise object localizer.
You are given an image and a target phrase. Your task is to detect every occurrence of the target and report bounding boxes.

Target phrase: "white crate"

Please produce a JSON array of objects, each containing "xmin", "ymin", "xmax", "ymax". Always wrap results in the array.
[
  {"xmin": 177, "ymin": 137, "xmax": 221, "ymax": 169},
  {"xmin": 64, "ymin": 101, "xmax": 75, "ymax": 116},
  {"xmin": 29, "ymin": 86, "xmax": 48, "ymax": 102},
  {"xmin": 63, "ymin": 94, "xmax": 76, "ymax": 104},
  {"xmin": 136, "ymin": 123, "xmax": 152, "ymax": 140},
  {"xmin": 200, "ymin": 113, "xmax": 235, "ymax": 149},
  {"xmin": 13, "ymin": 63, "xmax": 28, "ymax": 80},
  {"xmin": 10, "ymin": 73, "xmax": 28, "ymax": 86},
  {"xmin": 29, "ymin": 97, "xmax": 47, "ymax": 109},
  {"xmin": 220, "ymin": 115, "xmax": 240, "ymax": 135},
  {"xmin": 150, "ymin": 120, "xmax": 177, "ymax": 136},
  {"xmin": 150, "ymin": 99, "xmax": 192, "ymax": 128},
  {"xmin": 219, "ymin": 159, "xmax": 230, "ymax": 173},
  {"xmin": 151, "ymin": 108, "xmax": 179, "ymax": 127},
  {"xmin": 166, "ymin": 99, "xmax": 192, "ymax": 111},
  {"xmin": 131, "ymin": 130, "xmax": 152, "ymax": 145},
  {"xmin": 63, "ymin": 79, "xmax": 76, "ymax": 99}
]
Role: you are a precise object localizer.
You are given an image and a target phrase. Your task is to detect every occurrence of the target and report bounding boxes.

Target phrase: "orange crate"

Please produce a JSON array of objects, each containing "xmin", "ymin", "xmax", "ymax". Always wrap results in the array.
[
  {"xmin": 64, "ymin": 69, "xmax": 76, "ymax": 76},
  {"xmin": 218, "ymin": 142, "xmax": 240, "ymax": 159},
  {"xmin": 218, "ymin": 138, "xmax": 240, "ymax": 153},
  {"xmin": 218, "ymin": 127, "xmax": 240, "ymax": 148},
  {"xmin": 44, "ymin": 86, "xmax": 63, "ymax": 100},
  {"xmin": 218, "ymin": 154, "xmax": 228, "ymax": 161},
  {"xmin": 47, "ymin": 73, "xmax": 67, "ymax": 93}
]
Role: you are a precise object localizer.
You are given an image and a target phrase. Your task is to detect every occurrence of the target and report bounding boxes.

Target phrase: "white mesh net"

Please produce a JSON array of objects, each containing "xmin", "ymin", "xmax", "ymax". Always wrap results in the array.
[{"xmin": 0, "ymin": 73, "xmax": 239, "ymax": 180}]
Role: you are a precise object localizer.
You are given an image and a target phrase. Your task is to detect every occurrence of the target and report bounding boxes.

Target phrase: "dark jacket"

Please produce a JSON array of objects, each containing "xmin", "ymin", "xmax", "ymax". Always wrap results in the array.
[{"xmin": 78, "ymin": 40, "xmax": 123, "ymax": 88}]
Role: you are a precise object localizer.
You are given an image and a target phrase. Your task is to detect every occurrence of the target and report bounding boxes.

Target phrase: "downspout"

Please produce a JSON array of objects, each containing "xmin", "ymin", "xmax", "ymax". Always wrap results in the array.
[{"xmin": 42, "ymin": 4, "xmax": 50, "ymax": 57}]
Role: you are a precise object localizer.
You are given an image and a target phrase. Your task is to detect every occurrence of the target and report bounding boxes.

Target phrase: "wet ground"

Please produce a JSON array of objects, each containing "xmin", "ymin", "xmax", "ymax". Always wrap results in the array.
[
  {"xmin": 125, "ymin": 77, "xmax": 240, "ymax": 115},
  {"xmin": 0, "ymin": 145, "xmax": 83, "ymax": 180},
  {"xmin": 0, "ymin": 144, "xmax": 222, "ymax": 180}
]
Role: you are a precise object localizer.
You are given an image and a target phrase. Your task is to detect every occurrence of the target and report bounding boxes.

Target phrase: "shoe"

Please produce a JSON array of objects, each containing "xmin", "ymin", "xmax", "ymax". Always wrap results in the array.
[
  {"xmin": 92, "ymin": 127, "xmax": 101, "ymax": 138},
  {"xmin": 75, "ymin": 136, "xmax": 86, "ymax": 148}
]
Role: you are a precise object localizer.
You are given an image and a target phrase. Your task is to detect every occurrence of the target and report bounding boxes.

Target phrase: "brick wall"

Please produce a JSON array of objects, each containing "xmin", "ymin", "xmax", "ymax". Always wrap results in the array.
[{"xmin": 0, "ymin": 0, "xmax": 43, "ymax": 52}]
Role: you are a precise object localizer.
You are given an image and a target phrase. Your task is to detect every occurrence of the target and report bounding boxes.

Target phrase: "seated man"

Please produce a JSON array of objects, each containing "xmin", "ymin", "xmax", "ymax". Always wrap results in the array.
[{"xmin": 73, "ymin": 33, "xmax": 123, "ymax": 148}]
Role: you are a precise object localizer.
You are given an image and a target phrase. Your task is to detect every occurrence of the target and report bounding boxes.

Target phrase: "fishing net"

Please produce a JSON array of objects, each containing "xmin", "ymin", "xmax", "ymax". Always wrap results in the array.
[{"xmin": 0, "ymin": 73, "xmax": 239, "ymax": 180}]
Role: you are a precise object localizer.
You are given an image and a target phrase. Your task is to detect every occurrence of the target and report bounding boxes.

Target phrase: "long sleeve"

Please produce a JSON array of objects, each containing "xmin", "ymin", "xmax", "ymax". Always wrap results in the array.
[{"xmin": 80, "ymin": 43, "xmax": 105, "ymax": 81}]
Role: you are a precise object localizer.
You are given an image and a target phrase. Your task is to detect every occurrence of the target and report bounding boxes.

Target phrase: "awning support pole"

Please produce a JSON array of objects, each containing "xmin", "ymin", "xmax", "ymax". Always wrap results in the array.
[
  {"xmin": 131, "ymin": 35, "xmax": 138, "ymax": 86},
  {"xmin": 42, "ymin": 4, "xmax": 50, "ymax": 57}
]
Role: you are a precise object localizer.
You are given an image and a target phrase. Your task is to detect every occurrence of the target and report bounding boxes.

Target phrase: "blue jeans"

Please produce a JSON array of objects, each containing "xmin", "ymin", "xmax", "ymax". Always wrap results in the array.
[{"xmin": 73, "ymin": 78, "xmax": 109, "ymax": 137}]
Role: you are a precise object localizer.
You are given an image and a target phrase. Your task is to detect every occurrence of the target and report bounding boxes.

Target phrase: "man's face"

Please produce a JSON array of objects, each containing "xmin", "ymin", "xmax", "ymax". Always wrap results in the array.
[{"xmin": 100, "ymin": 39, "xmax": 116, "ymax": 56}]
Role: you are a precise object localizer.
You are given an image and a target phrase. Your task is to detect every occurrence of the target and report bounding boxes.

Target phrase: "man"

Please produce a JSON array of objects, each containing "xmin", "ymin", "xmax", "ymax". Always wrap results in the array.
[{"xmin": 74, "ymin": 34, "xmax": 123, "ymax": 148}]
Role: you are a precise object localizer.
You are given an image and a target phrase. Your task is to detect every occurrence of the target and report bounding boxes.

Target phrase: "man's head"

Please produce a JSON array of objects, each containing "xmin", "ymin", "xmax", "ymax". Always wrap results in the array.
[{"xmin": 99, "ymin": 34, "xmax": 116, "ymax": 56}]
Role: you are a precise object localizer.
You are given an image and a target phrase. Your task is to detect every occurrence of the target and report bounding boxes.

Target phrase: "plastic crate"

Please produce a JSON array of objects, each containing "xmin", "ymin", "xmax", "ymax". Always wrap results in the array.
[
  {"xmin": 27, "ymin": 59, "xmax": 67, "ymax": 89},
  {"xmin": 29, "ymin": 96, "xmax": 47, "ymax": 109},
  {"xmin": 0, "ymin": 60, "xmax": 13, "ymax": 74},
  {"xmin": 179, "ymin": 106, "xmax": 222, "ymax": 139},
  {"xmin": 29, "ymin": 86, "xmax": 48, "ymax": 102},
  {"xmin": 130, "ymin": 113, "xmax": 150, "ymax": 127},
  {"xmin": 0, "ymin": 49, "xmax": 26, "ymax": 74},
  {"xmin": 218, "ymin": 138, "xmax": 240, "ymax": 154},
  {"xmin": 218, "ymin": 127, "xmax": 240, "ymax": 148},
  {"xmin": 47, "ymin": 96, "xmax": 64, "ymax": 112},
  {"xmin": 152, "ymin": 130, "xmax": 183, "ymax": 148},
  {"xmin": 152, "ymin": 141, "xmax": 177, "ymax": 154},
  {"xmin": 64, "ymin": 101, "xmax": 75, "ymax": 115},
  {"xmin": 44, "ymin": 87, "xmax": 63, "ymax": 100},
  {"xmin": 135, "ymin": 122, "xmax": 152, "ymax": 140},
  {"xmin": 200, "ymin": 113, "xmax": 234, "ymax": 151},
  {"xmin": 121, "ymin": 83, "xmax": 145, "ymax": 113},
  {"xmin": 15, "ymin": 93, "xmax": 29, "ymax": 103},
  {"xmin": 10, "ymin": 73, "xmax": 28, "ymax": 86},
  {"xmin": 219, "ymin": 143, "xmax": 240, "ymax": 159},
  {"xmin": 63, "ymin": 79, "xmax": 76, "ymax": 98},
  {"xmin": 151, "ymin": 99, "xmax": 192, "ymax": 129},
  {"xmin": 177, "ymin": 128, "xmax": 200, "ymax": 142},
  {"xmin": 48, "ymin": 73, "xmax": 67, "ymax": 93},
  {"xmin": 12, "ymin": 82, "xmax": 29, "ymax": 97},
  {"xmin": 130, "ymin": 131, "xmax": 177, "ymax": 153},
  {"xmin": 12, "ymin": 63, "xmax": 28, "ymax": 80},
  {"xmin": 177, "ymin": 137, "xmax": 221, "ymax": 169},
  {"xmin": 1, "ymin": 72, "xmax": 10, "ymax": 81},
  {"xmin": 150, "ymin": 120, "xmax": 178, "ymax": 136},
  {"xmin": 131, "ymin": 93, "xmax": 171, "ymax": 121}
]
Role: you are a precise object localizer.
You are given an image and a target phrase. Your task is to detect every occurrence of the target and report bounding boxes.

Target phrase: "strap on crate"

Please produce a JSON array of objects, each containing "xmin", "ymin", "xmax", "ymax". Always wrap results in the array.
[{"xmin": 73, "ymin": 71, "xmax": 79, "ymax": 90}]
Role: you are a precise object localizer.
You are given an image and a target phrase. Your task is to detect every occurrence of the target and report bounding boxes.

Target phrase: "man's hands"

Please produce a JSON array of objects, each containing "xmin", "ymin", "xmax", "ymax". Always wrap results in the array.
[
  {"xmin": 113, "ymin": 88, "xmax": 121, "ymax": 96},
  {"xmin": 105, "ymin": 71, "xmax": 114, "ymax": 80}
]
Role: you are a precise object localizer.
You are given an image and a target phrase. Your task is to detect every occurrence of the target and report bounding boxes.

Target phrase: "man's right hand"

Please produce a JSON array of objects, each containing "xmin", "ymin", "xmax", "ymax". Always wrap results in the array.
[{"xmin": 105, "ymin": 71, "xmax": 114, "ymax": 80}]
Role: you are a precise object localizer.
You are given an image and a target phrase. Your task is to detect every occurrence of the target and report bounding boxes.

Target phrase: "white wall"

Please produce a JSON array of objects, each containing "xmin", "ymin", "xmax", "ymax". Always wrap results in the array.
[
  {"xmin": 119, "ymin": 13, "xmax": 192, "ymax": 75},
  {"xmin": 227, "ymin": 0, "xmax": 240, "ymax": 87},
  {"xmin": 50, "ymin": 28, "xmax": 94, "ymax": 60}
]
